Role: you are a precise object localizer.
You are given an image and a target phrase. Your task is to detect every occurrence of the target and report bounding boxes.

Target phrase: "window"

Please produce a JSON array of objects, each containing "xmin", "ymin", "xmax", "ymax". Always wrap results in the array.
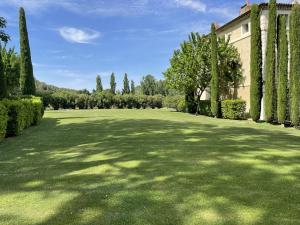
[{"xmin": 242, "ymin": 23, "xmax": 249, "ymax": 35}]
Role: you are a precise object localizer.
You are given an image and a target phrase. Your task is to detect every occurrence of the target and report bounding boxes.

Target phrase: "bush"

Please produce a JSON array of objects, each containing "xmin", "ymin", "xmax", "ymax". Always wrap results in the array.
[
  {"xmin": 176, "ymin": 99, "xmax": 187, "ymax": 112},
  {"xmin": 31, "ymin": 97, "xmax": 44, "ymax": 125},
  {"xmin": 0, "ymin": 103, "xmax": 8, "ymax": 141},
  {"xmin": 22, "ymin": 99, "xmax": 34, "ymax": 128},
  {"xmin": 221, "ymin": 100, "xmax": 246, "ymax": 120},
  {"xmin": 2, "ymin": 99, "xmax": 26, "ymax": 136},
  {"xmin": 163, "ymin": 95, "xmax": 184, "ymax": 109},
  {"xmin": 198, "ymin": 100, "xmax": 212, "ymax": 116}
]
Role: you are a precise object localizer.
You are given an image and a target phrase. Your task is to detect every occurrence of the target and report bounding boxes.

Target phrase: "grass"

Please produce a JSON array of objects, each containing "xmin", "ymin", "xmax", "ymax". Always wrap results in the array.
[{"xmin": 0, "ymin": 109, "xmax": 300, "ymax": 225}]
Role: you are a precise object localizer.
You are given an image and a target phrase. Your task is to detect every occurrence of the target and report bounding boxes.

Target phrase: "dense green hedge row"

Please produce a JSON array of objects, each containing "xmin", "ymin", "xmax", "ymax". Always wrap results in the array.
[
  {"xmin": 41, "ymin": 92, "xmax": 166, "ymax": 110},
  {"xmin": 0, "ymin": 103, "xmax": 8, "ymax": 141},
  {"xmin": 0, "ymin": 97, "xmax": 44, "ymax": 140}
]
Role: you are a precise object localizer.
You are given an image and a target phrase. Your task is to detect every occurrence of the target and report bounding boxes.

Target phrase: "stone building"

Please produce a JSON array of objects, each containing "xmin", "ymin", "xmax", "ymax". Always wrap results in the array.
[{"xmin": 211, "ymin": 2, "xmax": 296, "ymax": 118}]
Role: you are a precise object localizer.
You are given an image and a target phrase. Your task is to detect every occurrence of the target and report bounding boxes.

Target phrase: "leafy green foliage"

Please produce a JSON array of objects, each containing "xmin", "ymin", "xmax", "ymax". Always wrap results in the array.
[
  {"xmin": 0, "ymin": 102, "xmax": 8, "ymax": 140},
  {"xmin": 277, "ymin": 15, "xmax": 288, "ymax": 124},
  {"xmin": 1, "ymin": 47, "xmax": 21, "ymax": 96},
  {"xmin": 221, "ymin": 99, "xmax": 246, "ymax": 120},
  {"xmin": 110, "ymin": 73, "xmax": 116, "ymax": 95},
  {"xmin": 141, "ymin": 75, "xmax": 157, "ymax": 95},
  {"xmin": 19, "ymin": 7, "xmax": 36, "ymax": 95},
  {"xmin": 0, "ymin": 17, "xmax": 10, "ymax": 43},
  {"xmin": 264, "ymin": 0, "xmax": 277, "ymax": 122},
  {"xmin": 122, "ymin": 73, "xmax": 130, "ymax": 94},
  {"xmin": 289, "ymin": 3, "xmax": 300, "ymax": 126},
  {"xmin": 96, "ymin": 75, "xmax": 103, "ymax": 92},
  {"xmin": 211, "ymin": 24, "xmax": 220, "ymax": 117},
  {"xmin": 165, "ymin": 31, "xmax": 242, "ymax": 116},
  {"xmin": 0, "ymin": 45, "xmax": 7, "ymax": 99},
  {"xmin": 163, "ymin": 95, "xmax": 184, "ymax": 109},
  {"xmin": 250, "ymin": 4, "xmax": 263, "ymax": 122}
]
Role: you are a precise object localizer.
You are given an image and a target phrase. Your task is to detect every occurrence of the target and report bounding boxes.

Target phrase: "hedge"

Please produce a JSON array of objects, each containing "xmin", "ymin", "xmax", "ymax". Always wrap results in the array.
[
  {"xmin": 198, "ymin": 100, "xmax": 212, "ymax": 116},
  {"xmin": 0, "ymin": 102, "xmax": 8, "ymax": 141},
  {"xmin": 1, "ymin": 97, "xmax": 44, "ymax": 137},
  {"xmin": 2, "ymin": 99, "xmax": 26, "ymax": 136},
  {"xmin": 44, "ymin": 92, "xmax": 165, "ymax": 110},
  {"xmin": 221, "ymin": 100, "xmax": 246, "ymax": 120}
]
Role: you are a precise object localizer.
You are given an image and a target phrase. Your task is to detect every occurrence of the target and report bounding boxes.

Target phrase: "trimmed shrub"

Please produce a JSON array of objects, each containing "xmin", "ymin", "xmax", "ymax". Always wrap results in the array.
[
  {"xmin": 31, "ymin": 97, "xmax": 43, "ymax": 125},
  {"xmin": 2, "ymin": 99, "xmax": 26, "ymax": 136},
  {"xmin": 0, "ymin": 102, "xmax": 8, "ymax": 141},
  {"xmin": 22, "ymin": 99, "xmax": 34, "ymax": 128},
  {"xmin": 221, "ymin": 100, "xmax": 246, "ymax": 120}
]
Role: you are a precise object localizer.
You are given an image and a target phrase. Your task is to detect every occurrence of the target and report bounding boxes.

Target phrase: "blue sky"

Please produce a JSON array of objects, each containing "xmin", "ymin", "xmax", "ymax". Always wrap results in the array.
[{"xmin": 0, "ymin": 0, "xmax": 291, "ymax": 90}]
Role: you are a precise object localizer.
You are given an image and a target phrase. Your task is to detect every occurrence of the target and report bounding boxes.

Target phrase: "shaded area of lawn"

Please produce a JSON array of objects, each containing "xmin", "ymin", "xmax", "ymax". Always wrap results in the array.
[{"xmin": 0, "ymin": 110, "xmax": 299, "ymax": 225}]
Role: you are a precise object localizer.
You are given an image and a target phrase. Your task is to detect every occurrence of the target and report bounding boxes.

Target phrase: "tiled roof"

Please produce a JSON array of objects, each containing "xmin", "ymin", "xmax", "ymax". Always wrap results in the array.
[{"xmin": 216, "ymin": 3, "xmax": 293, "ymax": 33}]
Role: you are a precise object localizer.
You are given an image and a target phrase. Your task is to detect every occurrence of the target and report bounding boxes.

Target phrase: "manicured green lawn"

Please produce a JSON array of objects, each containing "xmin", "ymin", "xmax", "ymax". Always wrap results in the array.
[{"xmin": 0, "ymin": 109, "xmax": 299, "ymax": 225}]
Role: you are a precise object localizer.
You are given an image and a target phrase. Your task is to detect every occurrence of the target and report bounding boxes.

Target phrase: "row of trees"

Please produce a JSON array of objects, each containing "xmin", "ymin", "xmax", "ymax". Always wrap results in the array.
[
  {"xmin": 164, "ymin": 32, "xmax": 243, "ymax": 114},
  {"xmin": 0, "ymin": 8, "xmax": 36, "ymax": 100},
  {"xmin": 95, "ymin": 73, "xmax": 173, "ymax": 96},
  {"xmin": 250, "ymin": 1, "xmax": 300, "ymax": 126}
]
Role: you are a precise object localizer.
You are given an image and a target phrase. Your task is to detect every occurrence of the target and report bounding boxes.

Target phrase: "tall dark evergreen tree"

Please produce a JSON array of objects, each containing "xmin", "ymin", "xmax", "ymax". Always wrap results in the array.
[
  {"xmin": 96, "ymin": 75, "xmax": 103, "ymax": 92},
  {"xmin": 110, "ymin": 72, "xmax": 116, "ymax": 95},
  {"xmin": 130, "ymin": 80, "xmax": 135, "ymax": 95},
  {"xmin": 19, "ymin": 7, "xmax": 35, "ymax": 95},
  {"xmin": 250, "ymin": 4, "xmax": 263, "ymax": 122},
  {"xmin": 289, "ymin": 3, "xmax": 300, "ymax": 126},
  {"xmin": 210, "ymin": 23, "xmax": 220, "ymax": 117},
  {"xmin": 277, "ymin": 15, "xmax": 288, "ymax": 124},
  {"xmin": 0, "ymin": 45, "xmax": 7, "ymax": 99},
  {"xmin": 264, "ymin": 0, "xmax": 277, "ymax": 122},
  {"xmin": 122, "ymin": 73, "xmax": 130, "ymax": 94}
]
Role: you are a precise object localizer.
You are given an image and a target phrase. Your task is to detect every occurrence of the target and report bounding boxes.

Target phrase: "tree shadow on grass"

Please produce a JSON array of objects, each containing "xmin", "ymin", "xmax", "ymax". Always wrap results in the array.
[{"xmin": 0, "ymin": 115, "xmax": 300, "ymax": 225}]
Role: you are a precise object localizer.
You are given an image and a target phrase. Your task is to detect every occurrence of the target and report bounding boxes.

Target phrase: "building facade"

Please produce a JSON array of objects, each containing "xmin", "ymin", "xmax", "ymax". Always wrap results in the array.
[{"xmin": 214, "ymin": 2, "xmax": 293, "ymax": 118}]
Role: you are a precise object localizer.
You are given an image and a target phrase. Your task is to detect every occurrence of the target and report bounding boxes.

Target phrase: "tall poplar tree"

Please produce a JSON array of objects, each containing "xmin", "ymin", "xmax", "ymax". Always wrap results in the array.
[
  {"xmin": 289, "ymin": 3, "xmax": 300, "ymax": 126},
  {"xmin": 250, "ymin": 4, "xmax": 263, "ymax": 122},
  {"xmin": 110, "ymin": 72, "xmax": 116, "ymax": 95},
  {"xmin": 0, "ymin": 45, "xmax": 7, "ymax": 99},
  {"xmin": 96, "ymin": 75, "xmax": 103, "ymax": 92},
  {"xmin": 210, "ymin": 23, "xmax": 220, "ymax": 117},
  {"xmin": 264, "ymin": 0, "xmax": 277, "ymax": 122},
  {"xmin": 131, "ymin": 80, "xmax": 135, "ymax": 95},
  {"xmin": 277, "ymin": 15, "xmax": 288, "ymax": 124},
  {"xmin": 19, "ymin": 7, "xmax": 35, "ymax": 95},
  {"xmin": 122, "ymin": 73, "xmax": 130, "ymax": 94}
]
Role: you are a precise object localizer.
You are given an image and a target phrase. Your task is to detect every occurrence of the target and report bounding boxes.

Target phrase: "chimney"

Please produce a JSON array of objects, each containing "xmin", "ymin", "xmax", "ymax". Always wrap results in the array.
[{"xmin": 240, "ymin": 0, "xmax": 251, "ymax": 15}]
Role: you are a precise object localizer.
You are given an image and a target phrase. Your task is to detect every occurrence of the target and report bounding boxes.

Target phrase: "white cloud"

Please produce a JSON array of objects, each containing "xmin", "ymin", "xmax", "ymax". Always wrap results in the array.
[
  {"xmin": 174, "ymin": 0, "xmax": 206, "ymax": 12},
  {"xmin": 58, "ymin": 27, "xmax": 100, "ymax": 44}
]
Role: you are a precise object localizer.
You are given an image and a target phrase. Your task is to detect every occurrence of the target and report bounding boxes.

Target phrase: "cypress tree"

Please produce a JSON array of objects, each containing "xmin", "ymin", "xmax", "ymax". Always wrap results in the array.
[
  {"xmin": 264, "ymin": 0, "xmax": 277, "ymax": 122},
  {"xmin": 250, "ymin": 4, "xmax": 263, "ymax": 122},
  {"xmin": 19, "ymin": 7, "xmax": 35, "ymax": 95},
  {"xmin": 210, "ymin": 23, "xmax": 220, "ymax": 117},
  {"xmin": 110, "ymin": 72, "xmax": 116, "ymax": 95},
  {"xmin": 122, "ymin": 73, "xmax": 130, "ymax": 94},
  {"xmin": 131, "ymin": 80, "xmax": 135, "ymax": 95},
  {"xmin": 289, "ymin": 3, "xmax": 300, "ymax": 126},
  {"xmin": 96, "ymin": 75, "xmax": 103, "ymax": 92},
  {"xmin": 0, "ymin": 45, "xmax": 7, "ymax": 99},
  {"xmin": 277, "ymin": 15, "xmax": 288, "ymax": 124}
]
